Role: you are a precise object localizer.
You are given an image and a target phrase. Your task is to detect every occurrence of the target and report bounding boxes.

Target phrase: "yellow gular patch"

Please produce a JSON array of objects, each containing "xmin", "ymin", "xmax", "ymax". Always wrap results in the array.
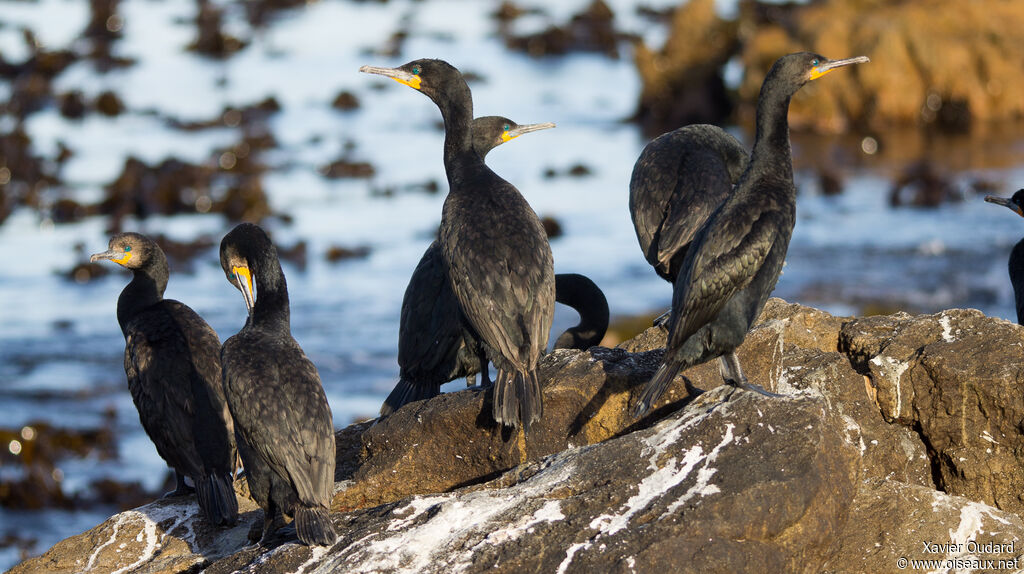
[
  {"xmin": 809, "ymin": 67, "xmax": 833, "ymax": 81},
  {"xmin": 394, "ymin": 75, "xmax": 422, "ymax": 90},
  {"xmin": 501, "ymin": 131, "xmax": 515, "ymax": 143},
  {"xmin": 232, "ymin": 266, "xmax": 253, "ymax": 294},
  {"xmin": 113, "ymin": 251, "xmax": 133, "ymax": 265}
]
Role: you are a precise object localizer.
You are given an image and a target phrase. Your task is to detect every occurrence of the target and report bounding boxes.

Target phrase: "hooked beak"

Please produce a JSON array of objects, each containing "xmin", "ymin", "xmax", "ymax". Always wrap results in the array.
[
  {"xmin": 985, "ymin": 195, "xmax": 1024, "ymax": 217},
  {"xmin": 359, "ymin": 65, "xmax": 421, "ymax": 90},
  {"xmin": 503, "ymin": 122, "xmax": 556, "ymax": 142},
  {"xmin": 232, "ymin": 266, "xmax": 256, "ymax": 315},
  {"xmin": 90, "ymin": 249, "xmax": 131, "ymax": 265},
  {"xmin": 810, "ymin": 55, "xmax": 870, "ymax": 80}
]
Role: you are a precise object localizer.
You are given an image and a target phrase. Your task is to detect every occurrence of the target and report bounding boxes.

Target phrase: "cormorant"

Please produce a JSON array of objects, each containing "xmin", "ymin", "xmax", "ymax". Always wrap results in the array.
[
  {"xmin": 630, "ymin": 124, "xmax": 748, "ymax": 283},
  {"xmin": 90, "ymin": 233, "xmax": 237, "ymax": 526},
  {"xmin": 984, "ymin": 189, "xmax": 1024, "ymax": 323},
  {"xmin": 385, "ymin": 116, "xmax": 555, "ymax": 416},
  {"xmin": 361, "ymin": 59, "xmax": 556, "ymax": 431},
  {"xmin": 633, "ymin": 52, "xmax": 869, "ymax": 418},
  {"xmin": 219, "ymin": 223, "xmax": 336, "ymax": 546},
  {"xmin": 552, "ymin": 273, "xmax": 609, "ymax": 351}
]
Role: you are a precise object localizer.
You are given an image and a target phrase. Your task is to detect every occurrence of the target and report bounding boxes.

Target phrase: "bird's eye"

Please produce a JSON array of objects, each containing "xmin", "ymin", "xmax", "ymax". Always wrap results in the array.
[
  {"xmin": 811, "ymin": 59, "xmax": 820, "ymax": 67},
  {"xmin": 503, "ymin": 124, "xmax": 510, "ymax": 131},
  {"xmin": 124, "ymin": 246, "xmax": 132, "ymax": 252},
  {"xmin": 412, "ymin": 66, "xmax": 421, "ymax": 75}
]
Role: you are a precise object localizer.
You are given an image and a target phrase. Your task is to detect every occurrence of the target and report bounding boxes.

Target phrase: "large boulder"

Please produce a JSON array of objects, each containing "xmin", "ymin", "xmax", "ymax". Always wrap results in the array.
[{"xmin": 12, "ymin": 300, "xmax": 1024, "ymax": 573}]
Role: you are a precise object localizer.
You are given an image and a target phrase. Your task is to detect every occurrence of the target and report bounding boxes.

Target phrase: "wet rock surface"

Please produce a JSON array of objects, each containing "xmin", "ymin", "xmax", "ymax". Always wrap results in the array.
[{"xmin": 14, "ymin": 299, "xmax": 1024, "ymax": 573}]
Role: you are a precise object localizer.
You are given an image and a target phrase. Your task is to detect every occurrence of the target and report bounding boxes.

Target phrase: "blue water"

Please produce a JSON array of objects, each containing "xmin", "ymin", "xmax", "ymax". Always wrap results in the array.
[{"xmin": 2, "ymin": 0, "xmax": 1023, "ymax": 569}]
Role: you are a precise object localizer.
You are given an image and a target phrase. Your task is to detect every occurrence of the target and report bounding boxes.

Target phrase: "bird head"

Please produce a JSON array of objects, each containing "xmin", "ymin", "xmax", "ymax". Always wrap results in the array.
[
  {"xmin": 471, "ymin": 116, "xmax": 556, "ymax": 159},
  {"xmin": 985, "ymin": 189, "xmax": 1024, "ymax": 218},
  {"xmin": 90, "ymin": 232, "xmax": 154, "ymax": 269}
]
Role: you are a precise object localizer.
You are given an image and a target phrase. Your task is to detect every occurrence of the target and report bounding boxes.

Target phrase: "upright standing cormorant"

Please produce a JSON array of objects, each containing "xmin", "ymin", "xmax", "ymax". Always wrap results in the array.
[
  {"xmin": 985, "ymin": 189, "xmax": 1024, "ymax": 323},
  {"xmin": 90, "ymin": 233, "xmax": 238, "ymax": 526},
  {"xmin": 361, "ymin": 59, "xmax": 556, "ymax": 431},
  {"xmin": 385, "ymin": 116, "xmax": 555, "ymax": 416},
  {"xmin": 633, "ymin": 52, "xmax": 869, "ymax": 418},
  {"xmin": 219, "ymin": 223, "xmax": 336, "ymax": 546},
  {"xmin": 630, "ymin": 124, "xmax": 748, "ymax": 283}
]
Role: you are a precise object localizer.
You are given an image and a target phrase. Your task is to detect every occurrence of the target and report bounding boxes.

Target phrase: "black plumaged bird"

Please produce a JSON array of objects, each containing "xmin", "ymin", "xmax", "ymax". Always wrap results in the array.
[
  {"xmin": 552, "ymin": 273, "xmax": 609, "ymax": 351},
  {"xmin": 630, "ymin": 124, "xmax": 748, "ymax": 283},
  {"xmin": 219, "ymin": 223, "xmax": 336, "ymax": 546},
  {"xmin": 984, "ymin": 189, "xmax": 1024, "ymax": 323},
  {"xmin": 90, "ymin": 233, "xmax": 238, "ymax": 526},
  {"xmin": 633, "ymin": 52, "xmax": 870, "ymax": 418},
  {"xmin": 385, "ymin": 116, "xmax": 555, "ymax": 417},
  {"xmin": 361, "ymin": 59, "xmax": 556, "ymax": 431},
  {"xmin": 386, "ymin": 248, "xmax": 609, "ymax": 416}
]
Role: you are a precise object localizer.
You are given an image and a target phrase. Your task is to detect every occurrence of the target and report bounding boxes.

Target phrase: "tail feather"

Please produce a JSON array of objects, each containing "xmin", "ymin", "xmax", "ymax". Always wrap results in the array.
[
  {"xmin": 633, "ymin": 360, "xmax": 684, "ymax": 419},
  {"xmin": 295, "ymin": 505, "xmax": 336, "ymax": 546},
  {"xmin": 380, "ymin": 378, "xmax": 440, "ymax": 416},
  {"xmin": 195, "ymin": 472, "xmax": 238, "ymax": 526},
  {"xmin": 492, "ymin": 369, "xmax": 544, "ymax": 432}
]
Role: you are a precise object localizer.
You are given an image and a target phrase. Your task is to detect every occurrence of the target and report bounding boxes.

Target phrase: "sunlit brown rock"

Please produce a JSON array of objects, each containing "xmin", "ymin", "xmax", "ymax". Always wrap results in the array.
[{"xmin": 14, "ymin": 300, "xmax": 1024, "ymax": 573}]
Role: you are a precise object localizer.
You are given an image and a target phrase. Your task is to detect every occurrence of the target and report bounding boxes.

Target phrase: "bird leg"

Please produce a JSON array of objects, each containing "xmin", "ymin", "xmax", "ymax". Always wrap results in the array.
[
  {"xmin": 718, "ymin": 352, "xmax": 782, "ymax": 397},
  {"xmin": 477, "ymin": 348, "xmax": 492, "ymax": 386},
  {"xmin": 653, "ymin": 309, "xmax": 671, "ymax": 329},
  {"xmin": 258, "ymin": 501, "xmax": 289, "ymax": 546},
  {"xmin": 163, "ymin": 471, "xmax": 195, "ymax": 498}
]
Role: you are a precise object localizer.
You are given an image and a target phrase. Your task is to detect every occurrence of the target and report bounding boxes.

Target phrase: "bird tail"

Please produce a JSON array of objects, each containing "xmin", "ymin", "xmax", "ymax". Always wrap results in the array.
[
  {"xmin": 195, "ymin": 472, "xmax": 238, "ymax": 526},
  {"xmin": 493, "ymin": 368, "xmax": 544, "ymax": 432},
  {"xmin": 633, "ymin": 359, "xmax": 684, "ymax": 419},
  {"xmin": 295, "ymin": 505, "xmax": 336, "ymax": 546},
  {"xmin": 379, "ymin": 377, "xmax": 440, "ymax": 417}
]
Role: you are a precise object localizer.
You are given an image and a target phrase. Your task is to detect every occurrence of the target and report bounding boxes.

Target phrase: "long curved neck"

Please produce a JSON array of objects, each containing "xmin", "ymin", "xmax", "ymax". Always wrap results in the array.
[
  {"xmin": 117, "ymin": 255, "xmax": 168, "ymax": 333},
  {"xmin": 437, "ymin": 77, "xmax": 480, "ymax": 187},
  {"xmin": 748, "ymin": 77, "xmax": 795, "ymax": 184},
  {"xmin": 251, "ymin": 252, "xmax": 290, "ymax": 332},
  {"xmin": 554, "ymin": 274, "xmax": 609, "ymax": 350}
]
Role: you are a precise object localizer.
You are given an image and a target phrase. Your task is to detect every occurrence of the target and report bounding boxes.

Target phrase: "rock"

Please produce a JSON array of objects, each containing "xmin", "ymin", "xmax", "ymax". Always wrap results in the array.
[
  {"xmin": 15, "ymin": 300, "xmax": 1024, "ymax": 572},
  {"xmin": 825, "ymin": 478, "xmax": 1024, "ymax": 573},
  {"xmin": 840, "ymin": 308, "xmax": 1024, "ymax": 515},
  {"xmin": 632, "ymin": 0, "xmax": 737, "ymax": 134},
  {"xmin": 8, "ymin": 494, "xmax": 261, "ymax": 574},
  {"xmin": 736, "ymin": 0, "xmax": 1024, "ymax": 133}
]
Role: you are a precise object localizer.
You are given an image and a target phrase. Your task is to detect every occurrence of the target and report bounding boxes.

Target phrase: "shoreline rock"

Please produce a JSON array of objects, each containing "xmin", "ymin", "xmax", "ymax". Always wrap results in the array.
[{"xmin": 12, "ymin": 299, "xmax": 1024, "ymax": 573}]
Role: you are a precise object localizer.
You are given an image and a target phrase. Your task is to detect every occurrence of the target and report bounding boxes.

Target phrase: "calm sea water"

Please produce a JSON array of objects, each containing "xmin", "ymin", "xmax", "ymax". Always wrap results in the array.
[{"xmin": 2, "ymin": 0, "xmax": 1023, "ymax": 568}]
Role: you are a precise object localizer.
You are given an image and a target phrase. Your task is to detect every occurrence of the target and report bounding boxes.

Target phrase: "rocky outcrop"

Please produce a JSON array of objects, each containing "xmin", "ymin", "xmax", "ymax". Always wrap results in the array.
[
  {"xmin": 636, "ymin": 0, "xmax": 1024, "ymax": 134},
  {"xmin": 12, "ymin": 299, "xmax": 1024, "ymax": 573}
]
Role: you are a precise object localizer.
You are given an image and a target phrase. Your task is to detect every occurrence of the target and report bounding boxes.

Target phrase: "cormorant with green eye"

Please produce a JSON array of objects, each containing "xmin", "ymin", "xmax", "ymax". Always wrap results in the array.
[
  {"xmin": 90, "ymin": 233, "xmax": 238, "ymax": 526},
  {"xmin": 382, "ymin": 116, "xmax": 609, "ymax": 416},
  {"xmin": 361, "ymin": 59, "xmax": 556, "ymax": 432},
  {"xmin": 633, "ymin": 52, "xmax": 870, "ymax": 418},
  {"xmin": 219, "ymin": 223, "xmax": 336, "ymax": 546},
  {"xmin": 984, "ymin": 189, "xmax": 1024, "ymax": 323}
]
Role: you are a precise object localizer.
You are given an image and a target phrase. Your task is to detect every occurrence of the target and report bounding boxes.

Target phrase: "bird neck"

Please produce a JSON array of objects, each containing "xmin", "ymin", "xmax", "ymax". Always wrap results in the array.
[
  {"xmin": 436, "ymin": 78, "xmax": 482, "ymax": 186},
  {"xmin": 250, "ymin": 256, "xmax": 291, "ymax": 331},
  {"xmin": 748, "ymin": 80, "xmax": 795, "ymax": 183},
  {"xmin": 117, "ymin": 257, "xmax": 168, "ymax": 332},
  {"xmin": 554, "ymin": 275, "xmax": 609, "ymax": 348}
]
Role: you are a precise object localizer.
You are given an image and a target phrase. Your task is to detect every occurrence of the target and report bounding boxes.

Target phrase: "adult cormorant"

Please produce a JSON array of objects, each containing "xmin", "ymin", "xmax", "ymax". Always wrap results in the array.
[
  {"xmin": 633, "ymin": 52, "xmax": 869, "ymax": 418},
  {"xmin": 219, "ymin": 223, "xmax": 336, "ymax": 546},
  {"xmin": 630, "ymin": 124, "xmax": 748, "ymax": 283},
  {"xmin": 552, "ymin": 273, "xmax": 609, "ymax": 351},
  {"xmin": 90, "ymin": 233, "xmax": 237, "ymax": 526},
  {"xmin": 984, "ymin": 189, "xmax": 1024, "ymax": 323},
  {"xmin": 385, "ymin": 116, "xmax": 555, "ymax": 416},
  {"xmin": 361, "ymin": 59, "xmax": 556, "ymax": 431}
]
